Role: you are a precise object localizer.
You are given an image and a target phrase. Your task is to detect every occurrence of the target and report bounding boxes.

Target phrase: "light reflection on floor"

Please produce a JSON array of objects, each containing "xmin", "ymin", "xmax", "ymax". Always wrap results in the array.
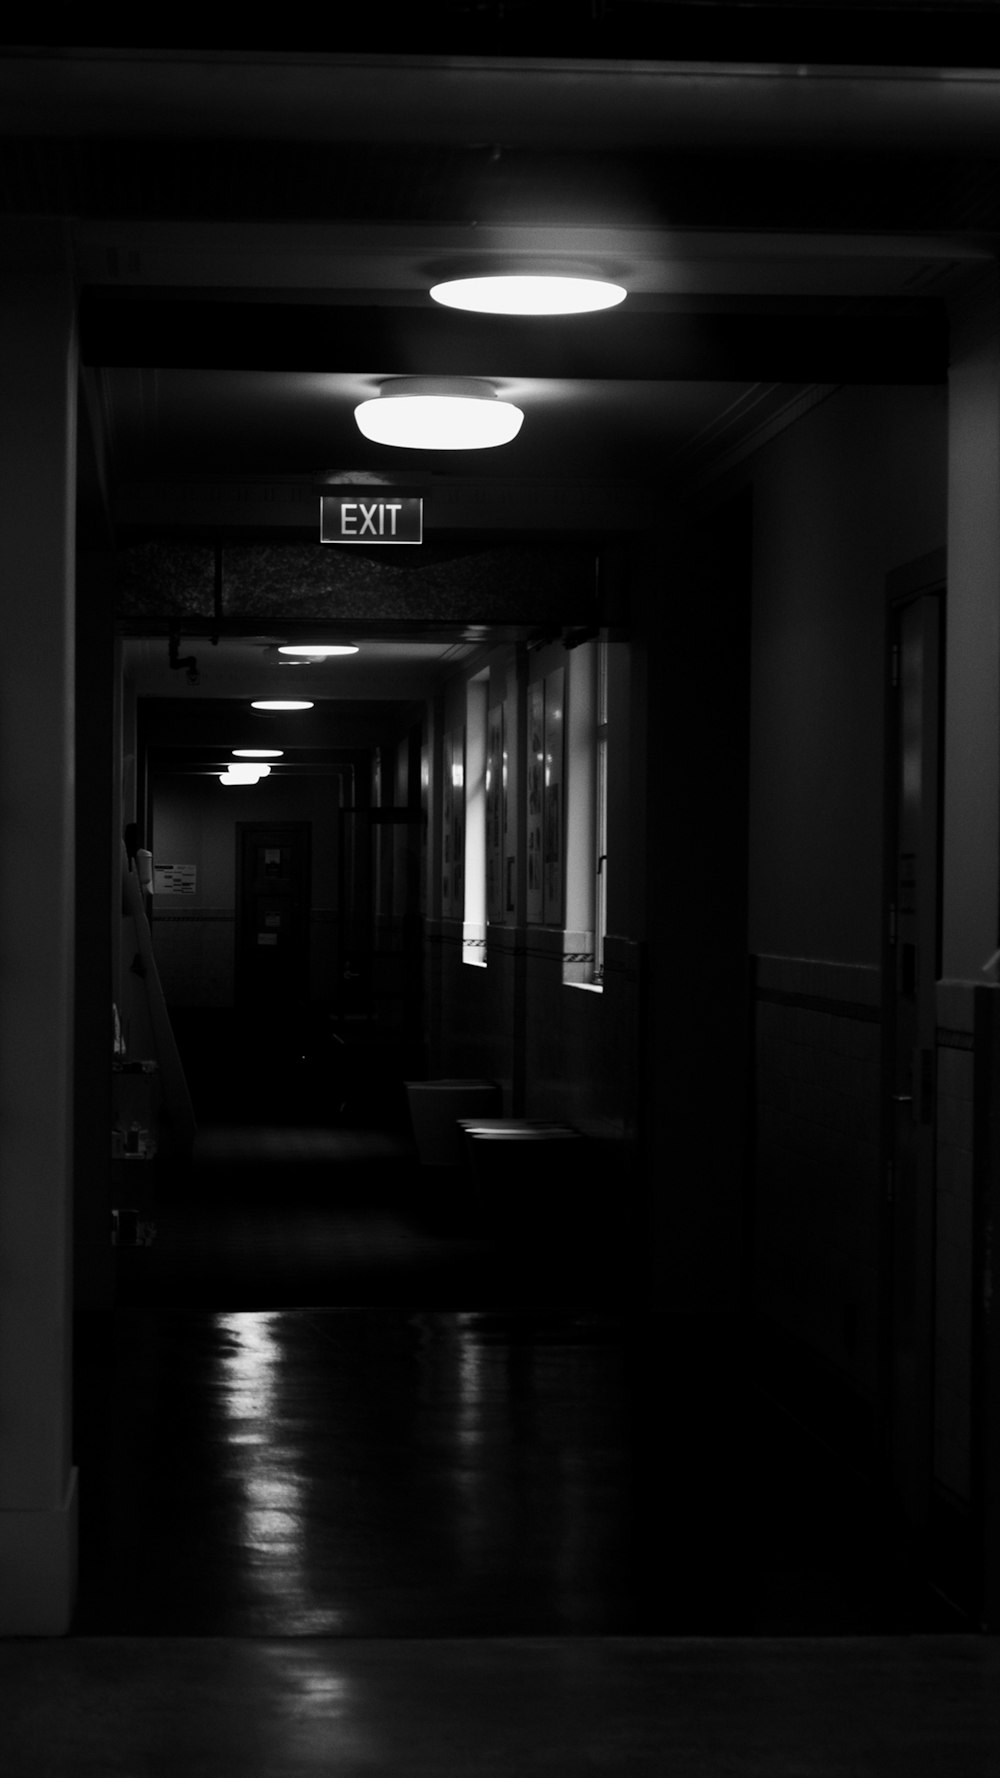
[{"xmin": 216, "ymin": 1310, "xmax": 347, "ymax": 1634}]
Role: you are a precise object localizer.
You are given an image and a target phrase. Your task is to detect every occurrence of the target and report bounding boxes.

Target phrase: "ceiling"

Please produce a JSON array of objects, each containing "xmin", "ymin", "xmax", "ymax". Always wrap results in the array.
[
  {"xmin": 124, "ymin": 634, "xmax": 483, "ymax": 704},
  {"xmin": 3, "ymin": 43, "xmax": 995, "ymax": 704}
]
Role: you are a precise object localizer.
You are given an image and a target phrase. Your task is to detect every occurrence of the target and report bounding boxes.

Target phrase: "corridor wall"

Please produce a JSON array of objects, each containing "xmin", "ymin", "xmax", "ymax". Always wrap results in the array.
[
  {"xmin": 426, "ymin": 629, "xmax": 644, "ymax": 1244},
  {"xmin": 745, "ymin": 383, "xmax": 947, "ymax": 1425}
]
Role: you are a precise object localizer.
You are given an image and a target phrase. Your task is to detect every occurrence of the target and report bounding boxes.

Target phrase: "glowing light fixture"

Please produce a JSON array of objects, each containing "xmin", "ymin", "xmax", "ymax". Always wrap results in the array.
[
  {"xmin": 355, "ymin": 377, "xmax": 523, "ymax": 451},
  {"xmin": 277, "ymin": 644, "xmax": 359, "ymax": 657},
  {"xmin": 219, "ymin": 763, "xmax": 268, "ymax": 785},
  {"xmin": 233, "ymin": 749, "xmax": 283, "ymax": 758},
  {"xmin": 429, "ymin": 274, "xmax": 626, "ymax": 315},
  {"xmin": 251, "ymin": 700, "xmax": 314, "ymax": 711}
]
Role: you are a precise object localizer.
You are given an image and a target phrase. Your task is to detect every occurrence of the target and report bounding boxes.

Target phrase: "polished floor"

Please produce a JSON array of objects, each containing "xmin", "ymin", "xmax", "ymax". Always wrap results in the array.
[
  {"xmin": 73, "ymin": 1117, "xmax": 965, "ymax": 1639},
  {"xmin": 6, "ymin": 1634, "xmax": 1000, "ymax": 1778},
  {"xmin": 6, "ymin": 1103, "xmax": 995, "ymax": 1776}
]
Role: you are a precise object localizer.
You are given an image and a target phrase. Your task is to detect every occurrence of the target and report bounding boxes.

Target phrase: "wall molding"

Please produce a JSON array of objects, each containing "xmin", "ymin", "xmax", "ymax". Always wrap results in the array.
[{"xmin": 753, "ymin": 953, "xmax": 881, "ymax": 1020}]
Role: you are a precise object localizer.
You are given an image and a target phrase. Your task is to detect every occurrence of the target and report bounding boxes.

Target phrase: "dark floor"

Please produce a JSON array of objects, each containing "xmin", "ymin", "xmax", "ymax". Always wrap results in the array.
[
  {"xmin": 12, "ymin": 1100, "xmax": 990, "ymax": 1777},
  {"xmin": 7, "ymin": 1634, "xmax": 1000, "ymax": 1778},
  {"xmin": 73, "ymin": 1115, "xmax": 967, "ymax": 1640}
]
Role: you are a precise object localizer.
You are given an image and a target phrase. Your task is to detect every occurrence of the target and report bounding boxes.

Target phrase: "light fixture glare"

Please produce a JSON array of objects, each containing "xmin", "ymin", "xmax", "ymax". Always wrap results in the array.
[
  {"xmin": 429, "ymin": 275, "xmax": 626, "ymax": 316},
  {"xmin": 233, "ymin": 749, "xmax": 283, "ymax": 758},
  {"xmin": 221, "ymin": 762, "xmax": 267, "ymax": 781},
  {"xmin": 251, "ymin": 700, "xmax": 314, "ymax": 711},
  {"xmin": 355, "ymin": 378, "xmax": 522, "ymax": 451},
  {"xmin": 277, "ymin": 644, "xmax": 360, "ymax": 657}
]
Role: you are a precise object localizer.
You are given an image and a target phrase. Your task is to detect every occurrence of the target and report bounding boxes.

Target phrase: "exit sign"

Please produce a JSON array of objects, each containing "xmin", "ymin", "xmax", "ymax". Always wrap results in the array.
[{"xmin": 320, "ymin": 492, "xmax": 423, "ymax": 545}]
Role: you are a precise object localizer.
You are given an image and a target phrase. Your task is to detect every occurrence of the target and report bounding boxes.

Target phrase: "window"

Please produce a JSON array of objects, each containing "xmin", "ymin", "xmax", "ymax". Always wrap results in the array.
[
  {"xmin": 563, "ymin": 635, "xmax": 607, "ymax": 989},
  {"xmin": 593, "ymin": 639, "xmax": 608, "ymax": 985},
  {"xmin": 463, "ymin": 673, "xmax": 488, "ymax": 965}
]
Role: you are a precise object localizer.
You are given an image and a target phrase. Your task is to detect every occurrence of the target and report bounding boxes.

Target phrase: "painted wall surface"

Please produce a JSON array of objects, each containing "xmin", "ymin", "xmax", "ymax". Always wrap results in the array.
[
  {"xmin": 737, "ymin": 384, "xmax": 947, "ymax": 1404},
  {"xmin": 149, "ymin": 772, "xmax": 342, "ymax": 1008},
  {"xmin": 746, "ymin": 384, "xmax": 947, "ymax": 965}
]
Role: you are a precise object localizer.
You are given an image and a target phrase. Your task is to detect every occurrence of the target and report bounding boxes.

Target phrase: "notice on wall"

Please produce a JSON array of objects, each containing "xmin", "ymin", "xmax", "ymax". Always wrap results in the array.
[{"xmin": 153, "ymin": 863, "xmax": 197, "ymax": 895}]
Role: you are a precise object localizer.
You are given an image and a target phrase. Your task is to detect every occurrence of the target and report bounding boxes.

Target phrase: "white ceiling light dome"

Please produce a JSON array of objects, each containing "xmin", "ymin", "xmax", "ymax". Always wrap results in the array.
[
  {"xmin": 354, "ymin": 377, "xmax": 523, "ymax": 450},
  {"xmin": 219, "ymin": 762, "xmax": 269, "ymax": 785},
  {"xmin": 429, "ymin": 274, "xmax": 626, "ymax": 316},
  {"xmin": 277, "ymin": 644, "xmax": 360, "ymax": 657},
  {"xmin": 251, "ymin": 699, "xmax": 314, "ymax": 711}
]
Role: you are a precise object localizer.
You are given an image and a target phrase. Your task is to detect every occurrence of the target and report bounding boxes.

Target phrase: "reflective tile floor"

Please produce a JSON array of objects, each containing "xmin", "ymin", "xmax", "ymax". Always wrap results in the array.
[
  {"xmin": 73, "ymin": 1123, "xmax": 965, "ymax": 1639},
  {"xmin": 71, "ymin": 1301, "xmax": 965, "ymax": 1641},
  {"xmin": 7, "ymin": 1118, "xmax": 994, "ymax": 1776},
  {"xmin": 5, "ymin": 1636, "xmax": 1000, "ymax": 1778}
]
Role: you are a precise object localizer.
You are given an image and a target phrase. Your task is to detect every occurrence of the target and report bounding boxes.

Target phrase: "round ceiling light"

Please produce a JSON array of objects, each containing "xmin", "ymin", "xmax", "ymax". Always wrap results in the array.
[
  {"xmin": 251, "ymin": 700, "xmax": 314, "ymax": 711},
  {"xmin": 233, "ymin": 749, "xmax": 283, "ymax": 758},
  {"xmin": 429, "ymin": 275, "xmax": 626, "ymax": 316},
  {"xmin": 219, "ymin": 763, "xmax": 268, "ymax": 785},
  {"xmin": 277, "ymin": 644, "xmax": 360, "ymax": 657},
  {"xmin": 355, "ymin": 377, "xmax": 523, "ymax": 450}
]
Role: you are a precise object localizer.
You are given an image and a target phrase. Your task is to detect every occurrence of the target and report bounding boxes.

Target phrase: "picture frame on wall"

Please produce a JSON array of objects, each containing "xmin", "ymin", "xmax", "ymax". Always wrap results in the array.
[
  {"xmin": 543, "ymin": 666, "xmax": 564, "ymax": 926},
  {"xmin": 442, "ymin": 726, "xmax": 465, "ymax": 919},
  {"xmin": 526, "ymin": 670, "xmax": 565, "ymax": 926},
  {"xmin": 487, "ymin": 701, "xmax": 504, "ymax": 924},
  {"xmin": 526, "ymin": 678, "xmax": 544, "ymax": 923}
]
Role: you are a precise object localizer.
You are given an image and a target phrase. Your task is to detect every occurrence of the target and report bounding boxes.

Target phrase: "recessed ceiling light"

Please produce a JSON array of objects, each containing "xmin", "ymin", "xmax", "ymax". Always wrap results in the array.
[
  {"xmin": 277, "ymin": 644, "xmax": 360, "ymax": 657},
  {"xmin": 429, "ymin": 275, "xmax": 626, "ymax": 316},
  {"xmin": 233, "ymin": 749, "xmax": 283, "ymax": 758},
  {"xmin": 251, "ymin": 700, "xmax": 314, "ymax": 711},
  {"xmin": 355, "ymin": 377, "xmax": 523, "ymax": 450}
]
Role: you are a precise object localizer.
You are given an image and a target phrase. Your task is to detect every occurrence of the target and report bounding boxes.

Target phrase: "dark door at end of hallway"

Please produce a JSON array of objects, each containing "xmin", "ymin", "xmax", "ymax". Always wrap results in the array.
[{"xmin": 235, "ymin": 823, "xmax": 311, "ymax": 1012}]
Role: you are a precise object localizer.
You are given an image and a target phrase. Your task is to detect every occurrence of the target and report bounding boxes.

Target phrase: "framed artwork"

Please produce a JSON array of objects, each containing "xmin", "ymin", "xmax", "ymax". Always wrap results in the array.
[
  {"xmin": 486, "ymin": 701, "xmax": 504, "ymax": 923},
  {"xmin": 526, "ymin": 678, "xmax": 545, "ymax": 923},
  {"xmin": 502, "ymin": 697, "xmax": 514, "ymax": 913},
  {"xmin": 442, "ymin": 726, "xmax": 466, "ymax": 918},
  {"xmin": 543, "ymin": 666, "xmax": 565, "ymax": 925}
]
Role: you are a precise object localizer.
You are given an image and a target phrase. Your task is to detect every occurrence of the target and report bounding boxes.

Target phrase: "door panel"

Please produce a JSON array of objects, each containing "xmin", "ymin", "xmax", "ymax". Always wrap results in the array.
[{"xmin": 235, "ymin": 822, "xmax": 311, "ymax": 1010}]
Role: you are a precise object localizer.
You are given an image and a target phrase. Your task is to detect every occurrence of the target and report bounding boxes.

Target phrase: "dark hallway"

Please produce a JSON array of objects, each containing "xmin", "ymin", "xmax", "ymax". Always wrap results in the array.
[{"xmin": 8, "ymin": 25, "xmax": 1000, "ymax": 1777}]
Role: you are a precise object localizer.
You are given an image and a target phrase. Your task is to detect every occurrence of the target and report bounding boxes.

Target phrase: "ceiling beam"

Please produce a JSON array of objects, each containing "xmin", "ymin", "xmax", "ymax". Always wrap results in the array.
[{"xmin": 81, "ymin": 296, "xmax": 948, "ymax": 383}]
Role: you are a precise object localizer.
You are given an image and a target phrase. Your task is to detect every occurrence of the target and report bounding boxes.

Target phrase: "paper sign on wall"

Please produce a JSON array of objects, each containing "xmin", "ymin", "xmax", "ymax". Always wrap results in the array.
[{"xmin": 154, "ymin": 863, "xmax": 197, "ymax": 895}]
